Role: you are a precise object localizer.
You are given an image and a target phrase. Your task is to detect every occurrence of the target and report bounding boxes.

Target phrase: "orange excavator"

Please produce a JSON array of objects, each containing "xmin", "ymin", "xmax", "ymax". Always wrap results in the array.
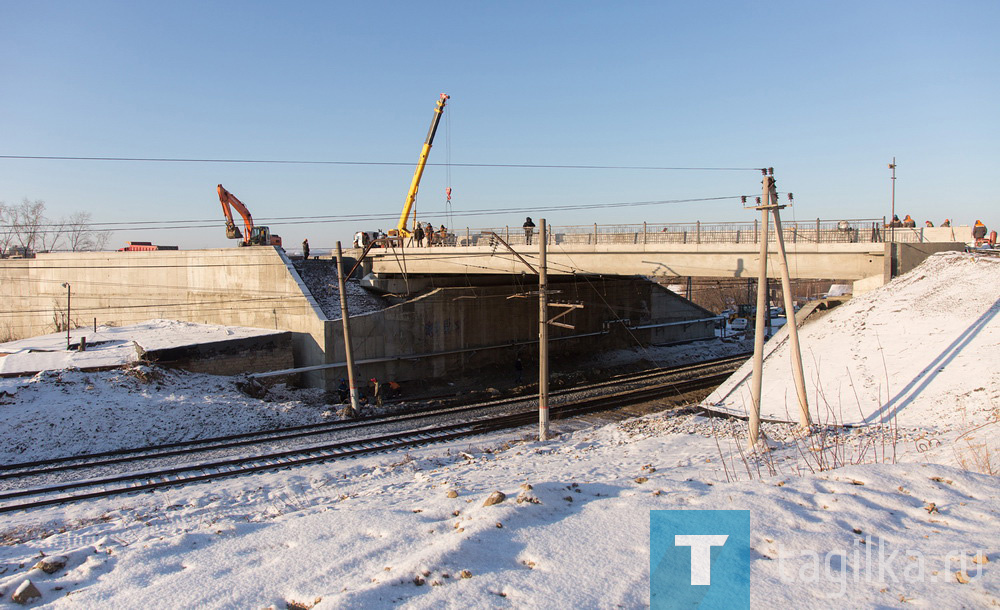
[{"xmin": 217, "ymin": 184, "xmax": 282, "ymax": 247}]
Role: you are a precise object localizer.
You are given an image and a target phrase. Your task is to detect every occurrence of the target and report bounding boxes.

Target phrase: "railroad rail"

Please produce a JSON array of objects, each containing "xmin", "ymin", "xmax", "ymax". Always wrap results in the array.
[{"xmin": 0, "ymin": 356, "xmax": 744, "ymax": 514}]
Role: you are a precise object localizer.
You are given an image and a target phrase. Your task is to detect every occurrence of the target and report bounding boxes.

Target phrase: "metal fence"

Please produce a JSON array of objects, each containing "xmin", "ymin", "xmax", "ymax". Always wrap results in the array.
[{"xmin": 440, "ymin": 218, "xmax": 888, "ymax": 247}]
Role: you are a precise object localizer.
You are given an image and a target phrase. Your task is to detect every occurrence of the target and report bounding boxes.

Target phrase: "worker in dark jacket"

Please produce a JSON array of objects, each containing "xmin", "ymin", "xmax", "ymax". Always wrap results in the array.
[
  {"xmin": 414, "ymin": 223, "xmax": 425, "ymax": 247},
  {"xmin": 302, "ymin": 239, "xmax": 309, "ymax": 260},
  {"xmin": 925, "ymin": 220, "xmax": 934, "ymax": 227},
  {"xmin": 941, "ymin": 219, "xmax": 951, "ymax": 227},
  {"xmin": 523, "ymin": 217, "xmax": 536, "ymax": 245},
  {"xmin": 973, "ymin": 220, "xmax": 988, "ymax": 240},
  {"xmin": 888, "ymin": 215, "xmax": 902, "ymax": 228}
]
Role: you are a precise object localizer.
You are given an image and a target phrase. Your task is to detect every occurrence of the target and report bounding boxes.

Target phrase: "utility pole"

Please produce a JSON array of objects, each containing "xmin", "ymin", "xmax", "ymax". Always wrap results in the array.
[
  {"xmin": 335, "ymin": 242, "xmax": 361, "ymax": 417},
  {"xmin": 492, "ymin": 221, "xmax": 578, "ymax": 442},
  {"xmin": 767, "ymin": 186, "xmax": 810, "ymax": 430},
  {"xmin": 538, "ymin": 219, "xmax": 550, "ymax": 441},
  {"xmin": 747, "ymin": 169, "xmax": 811, "ymax": 447},
  {"xmin": 888, "ymin": 158, "xmax": 896, "ymax": 243},
  {"xmin": 61, "ymin": 283, "xmax": 71, "ymax": 349},
  {"xmin": 748, "ymin": 179, "xmax": 770, "ymax": 447}
]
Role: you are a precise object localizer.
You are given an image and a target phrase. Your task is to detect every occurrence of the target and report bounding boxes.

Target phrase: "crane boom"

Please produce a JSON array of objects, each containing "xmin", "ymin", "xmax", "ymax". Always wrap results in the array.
[{"xmin": 395, "ymin": 93, "xmax": 449, "ymax": 237}]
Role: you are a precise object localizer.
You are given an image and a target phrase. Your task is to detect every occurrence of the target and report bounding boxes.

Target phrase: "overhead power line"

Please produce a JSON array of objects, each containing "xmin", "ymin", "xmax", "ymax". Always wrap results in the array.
[
  {"xmin": 0, "ymin": 154, "xmax": 762, "ymax": 172},
  {"xmin": 5, "ymin": 195, "xmax": 746, "ymax": 234}
]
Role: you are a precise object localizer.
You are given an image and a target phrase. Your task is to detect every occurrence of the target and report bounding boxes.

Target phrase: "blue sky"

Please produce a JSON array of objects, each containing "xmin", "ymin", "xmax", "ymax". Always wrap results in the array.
[{"xmin": 2, "ymin": 1, "xmax": 997, "ymax": 251}]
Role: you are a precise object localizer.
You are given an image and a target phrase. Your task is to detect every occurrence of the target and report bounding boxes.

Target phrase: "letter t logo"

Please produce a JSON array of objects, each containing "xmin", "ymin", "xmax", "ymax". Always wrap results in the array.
[{"xmin": 674, "ymin": 535, "xmax": 729, "ymax": 585}]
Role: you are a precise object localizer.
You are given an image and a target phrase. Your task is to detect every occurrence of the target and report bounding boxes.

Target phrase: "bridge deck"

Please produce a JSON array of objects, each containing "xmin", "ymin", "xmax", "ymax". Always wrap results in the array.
[{"xmin": 365, "ymin": 219, "xmax": 970, "ymax": 282}]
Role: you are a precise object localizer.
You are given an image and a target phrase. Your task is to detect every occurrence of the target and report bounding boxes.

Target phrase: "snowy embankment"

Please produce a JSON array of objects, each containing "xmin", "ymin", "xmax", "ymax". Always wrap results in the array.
[
  {"xmin": 0, "ymin": 252, "xmax": 997, "ymax": 608},
  {"xmin": 704, "ymin": 252, "xmax": 1000, "ymax": 471}
]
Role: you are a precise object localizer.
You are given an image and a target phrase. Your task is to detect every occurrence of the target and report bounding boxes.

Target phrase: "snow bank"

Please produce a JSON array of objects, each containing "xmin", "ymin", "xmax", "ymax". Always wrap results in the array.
[{"xmin": 705, "ymin": 252, "xmax": 1000, "ymax": 433}]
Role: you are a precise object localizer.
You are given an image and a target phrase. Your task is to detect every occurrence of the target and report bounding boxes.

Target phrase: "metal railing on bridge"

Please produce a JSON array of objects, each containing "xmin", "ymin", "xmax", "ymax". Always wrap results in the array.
[{"xmin": 423, "ymin": 218, "xmax": 889, "ymax": 248}]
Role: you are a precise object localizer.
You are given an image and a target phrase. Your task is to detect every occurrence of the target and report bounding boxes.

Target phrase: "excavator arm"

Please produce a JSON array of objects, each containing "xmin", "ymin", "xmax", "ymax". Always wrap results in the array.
[
  {"xmin": 395, "ymin": 93, "xmax": 449, "ymax": 238},
  {"xmin": 217, "ymin": 184, "xmax": 254, "ymax": 244}
]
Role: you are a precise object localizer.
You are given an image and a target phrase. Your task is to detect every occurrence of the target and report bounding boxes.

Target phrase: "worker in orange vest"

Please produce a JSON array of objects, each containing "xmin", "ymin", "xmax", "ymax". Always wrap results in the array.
[{"xmin": 902, "ymin": 215, "xmax": 916, "ymax": 228}]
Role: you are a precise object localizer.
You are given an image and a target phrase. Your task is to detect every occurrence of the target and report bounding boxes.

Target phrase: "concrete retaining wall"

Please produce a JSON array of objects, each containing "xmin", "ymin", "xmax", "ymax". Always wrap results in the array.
[
  {"xmin": 888, "ymin": 242, "xmax": 969, "ymax": 279},
  {"xmin": 144, "ymin": 332, "xmax": 294, "ymax": 377},
  {"xmin": 0, "ymin": 248, "xmax": 329, "ymax": 386},
  {"xmin": 321, "ymin": 279, "xmax": 715, "ymax": 386}
]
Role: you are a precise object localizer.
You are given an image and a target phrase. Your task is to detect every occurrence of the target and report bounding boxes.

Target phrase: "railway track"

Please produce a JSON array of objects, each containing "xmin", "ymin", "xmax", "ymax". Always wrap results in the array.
[
  {"xmin": 0, "ymin": 353, "xmax": 747, "ymax": 481},
  {"xmin": 0, "ymin": 356, "xmax": 743, "ymax": 514}
]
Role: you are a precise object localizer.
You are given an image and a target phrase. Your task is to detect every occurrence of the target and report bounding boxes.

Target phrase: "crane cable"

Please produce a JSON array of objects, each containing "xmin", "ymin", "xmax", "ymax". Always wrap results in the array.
[{"xmin": 445, "ymin": 103, "xmax": 454, "ymax": 230}]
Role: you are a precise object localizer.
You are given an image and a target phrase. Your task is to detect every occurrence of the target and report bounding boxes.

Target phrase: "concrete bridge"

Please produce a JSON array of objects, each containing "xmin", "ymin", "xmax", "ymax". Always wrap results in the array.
[{"xmin": 362, "ymin": 219, "xmax": 970, "ymax": 294}]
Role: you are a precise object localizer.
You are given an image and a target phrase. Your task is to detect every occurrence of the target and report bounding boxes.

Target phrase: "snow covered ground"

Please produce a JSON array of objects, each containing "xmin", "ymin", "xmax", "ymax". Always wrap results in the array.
[{"xmin": 0, "ymin": 252, "xmax": 997, "ymax": 607}]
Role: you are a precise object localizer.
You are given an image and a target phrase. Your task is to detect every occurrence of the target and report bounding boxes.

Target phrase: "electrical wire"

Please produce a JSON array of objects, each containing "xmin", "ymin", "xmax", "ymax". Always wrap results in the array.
[
  {"xmin": 5, "ymin": 195, "xmax": 749, "ymax": 235},
  {"xmin": 0, "ymin": 154, "xmax": 763, "ymax": 172}
]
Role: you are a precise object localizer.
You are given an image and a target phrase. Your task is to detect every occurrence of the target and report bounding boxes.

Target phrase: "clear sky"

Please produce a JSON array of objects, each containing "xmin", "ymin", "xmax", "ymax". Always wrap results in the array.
[{"xmin": 2, "ymin": 1, "xmax": 997, "ymax": 251}]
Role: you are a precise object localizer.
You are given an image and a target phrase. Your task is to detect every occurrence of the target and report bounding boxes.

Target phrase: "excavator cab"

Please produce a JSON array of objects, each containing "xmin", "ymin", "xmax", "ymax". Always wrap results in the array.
[{"xmin": 246, "ymin": 226, "xmax": 282, "ymax": 248}]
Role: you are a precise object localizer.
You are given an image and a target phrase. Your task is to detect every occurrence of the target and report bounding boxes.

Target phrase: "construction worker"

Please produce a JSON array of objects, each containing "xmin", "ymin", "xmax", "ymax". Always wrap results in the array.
[
  {"xmin": 924, "ymin": 220, "xmax": 934, "ymax": 228},
  {"xmin": 414, "ymin": 223, "xmax": 425, "ymax": 247},
  {"xmin": 902, "ymin": 215, "xmax": 916, "ymax": 228},
  {"xmin": 941, "ymin": 219, "xmax": 951, "ymax": 227},
  {"xmin": 973, "ymin": 220, "xmax": 987, "ymax": 240},
  {"xmin": 888, "ymin": 215, "xmax": 902, "ymax": 228},
  {"xmin": 302, "ymin": 239, "xmax": 309, "ymax": 260}
]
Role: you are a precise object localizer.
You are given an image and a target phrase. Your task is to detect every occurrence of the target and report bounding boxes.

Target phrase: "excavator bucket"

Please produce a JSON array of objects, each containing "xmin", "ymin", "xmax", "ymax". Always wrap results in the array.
[{"xmin": 226, "ymin": 223, "xmax": 243, "ymax": 240}]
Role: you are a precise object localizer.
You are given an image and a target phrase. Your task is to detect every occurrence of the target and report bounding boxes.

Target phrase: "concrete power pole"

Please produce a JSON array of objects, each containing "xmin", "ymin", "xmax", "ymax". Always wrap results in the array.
[
  {"xmin": 335, "ymin": 242, "xmax": 361, "ymax": 417},
  {"xmin": 538, "ymin": 219, "xmax": 550, "ymax": 441},
  {"xmin": 748, "ymin": 169, "xmax": 811, "ymax": 447},
  {"xmin": 748, "ymin": 178, "xmax": 770, "ymax": 447},
  {"xmin": 767, "ymin": 183, "xmax": 811, "ymax": 431}
]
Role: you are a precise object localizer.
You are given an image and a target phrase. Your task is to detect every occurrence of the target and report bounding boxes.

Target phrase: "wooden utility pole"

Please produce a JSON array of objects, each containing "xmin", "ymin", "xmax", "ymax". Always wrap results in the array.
[
  {"xmin": 335, "ymin": 242, "xmax": 361, "ymax": 417},
  {"xmin": 748, "ymin": 169, "xmax": 811, "ymax": 447},
  {"xmin": 538, "ymin": 219, "xmax": 550, "ymax": 441}
]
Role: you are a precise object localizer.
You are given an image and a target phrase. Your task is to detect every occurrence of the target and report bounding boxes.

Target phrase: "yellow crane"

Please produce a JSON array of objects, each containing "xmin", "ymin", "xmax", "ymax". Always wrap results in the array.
[{"xmin": 391, "ymin": 93, "xmax": 449, "ymax": 238}]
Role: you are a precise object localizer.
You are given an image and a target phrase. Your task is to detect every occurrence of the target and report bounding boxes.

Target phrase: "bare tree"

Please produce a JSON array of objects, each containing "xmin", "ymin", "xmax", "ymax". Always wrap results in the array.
[
  {"xmin": 12, "ymin": 199, "xmax": 48, "ymax": 251},
  {"xmin": 2, "ymin": 201, "xmax": 112, "ymax": 254},
  {"xmin": 0, "ymin": 202, "xmax": 15, "ymax": 254},
  {"xmin": 64, "ymin": 211, "xmax": 111, "ymax": 251}
]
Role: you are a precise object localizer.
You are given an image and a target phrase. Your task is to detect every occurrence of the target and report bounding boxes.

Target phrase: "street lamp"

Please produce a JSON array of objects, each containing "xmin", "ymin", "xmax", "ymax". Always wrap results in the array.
[
  {"xmin": 61, "ymin": 283, "xmax": 71, "ymax": 349},
  {"xmin": 888, "ymin": 158, "xmax": 896, "ymax": 242}
]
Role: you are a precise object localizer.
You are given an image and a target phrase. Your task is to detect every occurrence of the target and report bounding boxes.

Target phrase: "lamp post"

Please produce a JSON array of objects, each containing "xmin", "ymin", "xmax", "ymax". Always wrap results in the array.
[
  {"xmin": 61, "ymin": 283, "xmax": 71, "ymax": 349},
  {"xmin": 888, "ymin": 158, "xmax": 896, "ymax": 242}
]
